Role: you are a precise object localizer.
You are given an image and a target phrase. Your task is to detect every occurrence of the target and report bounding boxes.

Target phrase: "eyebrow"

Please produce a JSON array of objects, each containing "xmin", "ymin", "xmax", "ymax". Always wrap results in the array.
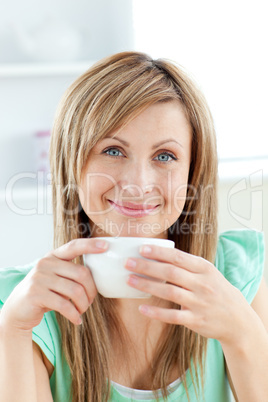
[{"xmin": 104, "ymin": 135, "xmax": 183, "ymax": 149}]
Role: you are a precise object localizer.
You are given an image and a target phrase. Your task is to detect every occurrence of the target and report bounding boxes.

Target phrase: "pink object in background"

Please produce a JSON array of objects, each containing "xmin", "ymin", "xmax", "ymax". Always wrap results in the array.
[{"xmin": 34, "ymin": 130, "xmax": 51, "ymax": 176}]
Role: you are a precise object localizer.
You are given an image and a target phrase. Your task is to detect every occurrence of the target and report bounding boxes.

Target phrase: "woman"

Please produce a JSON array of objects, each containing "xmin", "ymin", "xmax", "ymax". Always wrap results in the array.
[{"xmin": 0, "ymin": 51, "xmax": 267, "ymax": 402}]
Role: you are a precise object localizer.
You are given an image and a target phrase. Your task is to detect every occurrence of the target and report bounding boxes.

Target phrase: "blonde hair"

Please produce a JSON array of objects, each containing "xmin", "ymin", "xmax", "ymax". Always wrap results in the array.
[{"xmin": 50, "ymin": 51, "xmax": 218, "ymax": 401}]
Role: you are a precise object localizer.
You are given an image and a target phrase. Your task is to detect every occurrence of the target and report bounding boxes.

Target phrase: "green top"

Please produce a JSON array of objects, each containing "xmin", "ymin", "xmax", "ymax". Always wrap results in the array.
[{"xmin": 0, "ymin": 229, "xmax": 265, "ymax": 402}]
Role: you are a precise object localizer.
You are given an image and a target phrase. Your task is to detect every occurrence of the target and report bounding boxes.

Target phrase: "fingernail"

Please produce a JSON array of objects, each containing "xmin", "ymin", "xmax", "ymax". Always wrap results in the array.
[
  {"xmin": 139, "ymin": 305, "xmax": 150, "ymax": 315},
  {"xmin": 95, "ymin": 240, "xmax": 108, "ymax": 249},
  {"xmin": 77, "ymin": 316, "xmax": 82, "ymax": 325},
  {"xmin": 140, "ymin": 245, "xmax": 152, "ymax": 255},
  {"xmin": 128, "ymin": 275, "xmax": 139, "ymax": 285},
  {"xmin": 126, "ymin": 258, "xmax": 136, "ymax": 268}
]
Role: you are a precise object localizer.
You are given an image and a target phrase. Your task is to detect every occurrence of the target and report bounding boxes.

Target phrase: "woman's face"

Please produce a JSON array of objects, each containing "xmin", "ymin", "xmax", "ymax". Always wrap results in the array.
[{"xmin": 79, "ymin": 101, "xmax": 192, "ymax": 238}]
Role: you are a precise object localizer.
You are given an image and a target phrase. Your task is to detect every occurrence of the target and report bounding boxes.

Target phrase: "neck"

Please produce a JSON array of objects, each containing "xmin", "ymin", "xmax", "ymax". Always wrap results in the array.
[
  {"xmin": 110, "ymin": 297, "xmax": 178, "ymax": 389},
  {"xmin": 114, "ymin": 296, "xmax": 169, "ymax": 335},
  {"xmin": 112, "ymin": 296, "xmax": 170, "ymax": 365}
]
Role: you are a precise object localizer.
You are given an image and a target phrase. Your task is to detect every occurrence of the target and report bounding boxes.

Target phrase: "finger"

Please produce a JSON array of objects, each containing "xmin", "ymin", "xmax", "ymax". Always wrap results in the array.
[
  {"xmin": 125, "ymin": 258, "xmax": 196, "ymax": 290},
  {"xmin": 41, "ymin": 289, "xmax": 83, "ymax": 326},
  {"xmin": 36, "ymin": 257, "xmax": 97, "ymax": 303},
  {"xmin": 50, "ymin": 238, "xmax": 108, "ymax": 261},
  {"xmin": 127, "ymin": 275, "xmax": 194, "ymax": 307},
  {"xmin": 138, "ymin": 304, "xmax": 193, "ymax": 326},
  {"xmin": 139, "ymin": 244, "xmax": 208, "ymax": 273},
  {"xmin": 48, "ymin": 276, "xmax": 91, "ymax": 315},
  {"xmin": 53, "ymin": 260, "xmax": 97, "ymax": 303}
]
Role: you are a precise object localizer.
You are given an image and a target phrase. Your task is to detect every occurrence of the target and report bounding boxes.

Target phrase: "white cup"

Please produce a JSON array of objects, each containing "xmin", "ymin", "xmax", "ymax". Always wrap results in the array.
[{"xmin": 83, "ymin": 237, "xmax": 175, "ymax": 298}]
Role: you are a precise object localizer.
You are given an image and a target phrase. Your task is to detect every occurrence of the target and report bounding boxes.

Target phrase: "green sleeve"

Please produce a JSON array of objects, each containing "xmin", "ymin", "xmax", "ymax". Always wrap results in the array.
[{"xmin": 215, "ymin": 229, "xmax": 265, "ymax": 303}]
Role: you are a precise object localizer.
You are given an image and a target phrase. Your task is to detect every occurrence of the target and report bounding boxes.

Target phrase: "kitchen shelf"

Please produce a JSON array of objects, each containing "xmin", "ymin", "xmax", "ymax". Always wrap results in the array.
[{"xmin": 0, "ymin": 61, "xmax": 96, "ymax": 78}]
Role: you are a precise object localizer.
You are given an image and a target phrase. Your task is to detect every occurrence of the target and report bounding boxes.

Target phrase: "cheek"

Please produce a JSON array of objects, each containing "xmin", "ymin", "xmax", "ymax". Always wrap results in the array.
[
  {"xmin": 78, "ymin": 174, "xmax": 116, "ymax": 212},
  {"xmin": 166, "ymin": 170, "xmax": 189, "ymax": 200},
  {"xmin": 163, "ymin": 171, "xmax": 189, "ymax": 219}
]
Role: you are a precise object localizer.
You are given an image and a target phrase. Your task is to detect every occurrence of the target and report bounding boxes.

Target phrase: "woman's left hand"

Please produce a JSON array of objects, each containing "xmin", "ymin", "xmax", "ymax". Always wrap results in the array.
[{"xmin": 125, "ymin": 244, "xmax": 252, "ymax": 344}]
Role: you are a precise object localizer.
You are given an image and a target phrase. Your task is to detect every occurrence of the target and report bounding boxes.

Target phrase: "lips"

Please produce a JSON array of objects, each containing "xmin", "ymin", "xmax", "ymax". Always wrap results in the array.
[{"xmin": 108, "ymin": 200, "xmax": 160, "ymax": 217}]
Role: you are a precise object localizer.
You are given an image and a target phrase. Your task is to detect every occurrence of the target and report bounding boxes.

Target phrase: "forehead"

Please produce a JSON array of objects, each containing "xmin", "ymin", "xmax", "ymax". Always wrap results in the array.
[{"xmin": 105, "ymin": 100, "xmax": 191, "ymax": 141}]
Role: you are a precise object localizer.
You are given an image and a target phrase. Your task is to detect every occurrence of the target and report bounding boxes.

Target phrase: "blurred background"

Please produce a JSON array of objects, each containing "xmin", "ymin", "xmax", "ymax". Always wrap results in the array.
[{"xmin": 0, "ymin": 0, "xmax": 267, "ymax": 280}]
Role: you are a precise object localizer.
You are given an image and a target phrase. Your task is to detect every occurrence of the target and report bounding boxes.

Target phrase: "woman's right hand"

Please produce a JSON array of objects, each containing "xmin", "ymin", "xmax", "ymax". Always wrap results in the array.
[{"xmin": 0, "ymin": 238, "xmax": 108, "ymax": 332}]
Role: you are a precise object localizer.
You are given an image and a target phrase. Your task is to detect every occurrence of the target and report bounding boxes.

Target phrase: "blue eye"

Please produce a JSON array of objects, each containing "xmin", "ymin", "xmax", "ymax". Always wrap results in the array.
[
  {"xmin": 155, "ymin": 152, "xmax": 177, "ymax": 162},
  {"xmin": 104, "ymin": 148, "xmax": 123, "ymax": 157}
]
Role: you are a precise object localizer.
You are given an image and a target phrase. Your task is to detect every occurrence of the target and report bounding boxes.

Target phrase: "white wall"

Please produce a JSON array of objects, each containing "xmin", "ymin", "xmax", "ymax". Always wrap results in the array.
[{"xmin": 133, "ymin": 0, "xmax": 268, "ymax": 161}]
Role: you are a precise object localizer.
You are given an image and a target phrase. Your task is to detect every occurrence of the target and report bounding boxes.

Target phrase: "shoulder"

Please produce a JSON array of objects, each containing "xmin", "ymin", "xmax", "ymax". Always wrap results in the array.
[
  {"xmin": 217, "ymin": 228, "xmax": 264, "ymax": 258},
  {"xmin": 215, "ymin": 229, "xmax": 265, "ymax": 304}
]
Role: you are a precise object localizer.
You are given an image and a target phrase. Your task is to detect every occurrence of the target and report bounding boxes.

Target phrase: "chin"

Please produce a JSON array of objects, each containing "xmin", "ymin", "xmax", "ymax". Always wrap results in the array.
[{"xmin": 89, "ymin": 219, "xmax": 168, "ymax": 238}]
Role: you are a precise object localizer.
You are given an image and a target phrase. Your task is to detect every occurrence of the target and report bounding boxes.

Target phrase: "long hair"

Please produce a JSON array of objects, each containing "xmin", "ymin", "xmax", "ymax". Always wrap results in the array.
[{"xmin": 49, "ymin": 51, "xmax": 218, "ymax": 401}]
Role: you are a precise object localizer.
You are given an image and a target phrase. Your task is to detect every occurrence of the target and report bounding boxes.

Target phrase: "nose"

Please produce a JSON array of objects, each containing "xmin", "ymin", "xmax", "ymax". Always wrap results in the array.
[{"xmin": 117, "ymin": 162, "xmax": 157, "ymax": 198}]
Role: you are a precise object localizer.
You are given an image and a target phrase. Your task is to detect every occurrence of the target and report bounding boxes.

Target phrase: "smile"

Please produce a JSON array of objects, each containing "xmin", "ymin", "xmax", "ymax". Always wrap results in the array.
[{"xmin": 108, "ymin": 200, "xmax": 160, "ymax": 217}]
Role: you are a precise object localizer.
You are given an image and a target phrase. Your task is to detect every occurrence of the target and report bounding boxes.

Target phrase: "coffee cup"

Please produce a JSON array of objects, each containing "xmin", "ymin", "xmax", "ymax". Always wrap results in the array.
[{"xmin": 83, "ymin": 237, "xmax": 175, "ymax": 298}]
